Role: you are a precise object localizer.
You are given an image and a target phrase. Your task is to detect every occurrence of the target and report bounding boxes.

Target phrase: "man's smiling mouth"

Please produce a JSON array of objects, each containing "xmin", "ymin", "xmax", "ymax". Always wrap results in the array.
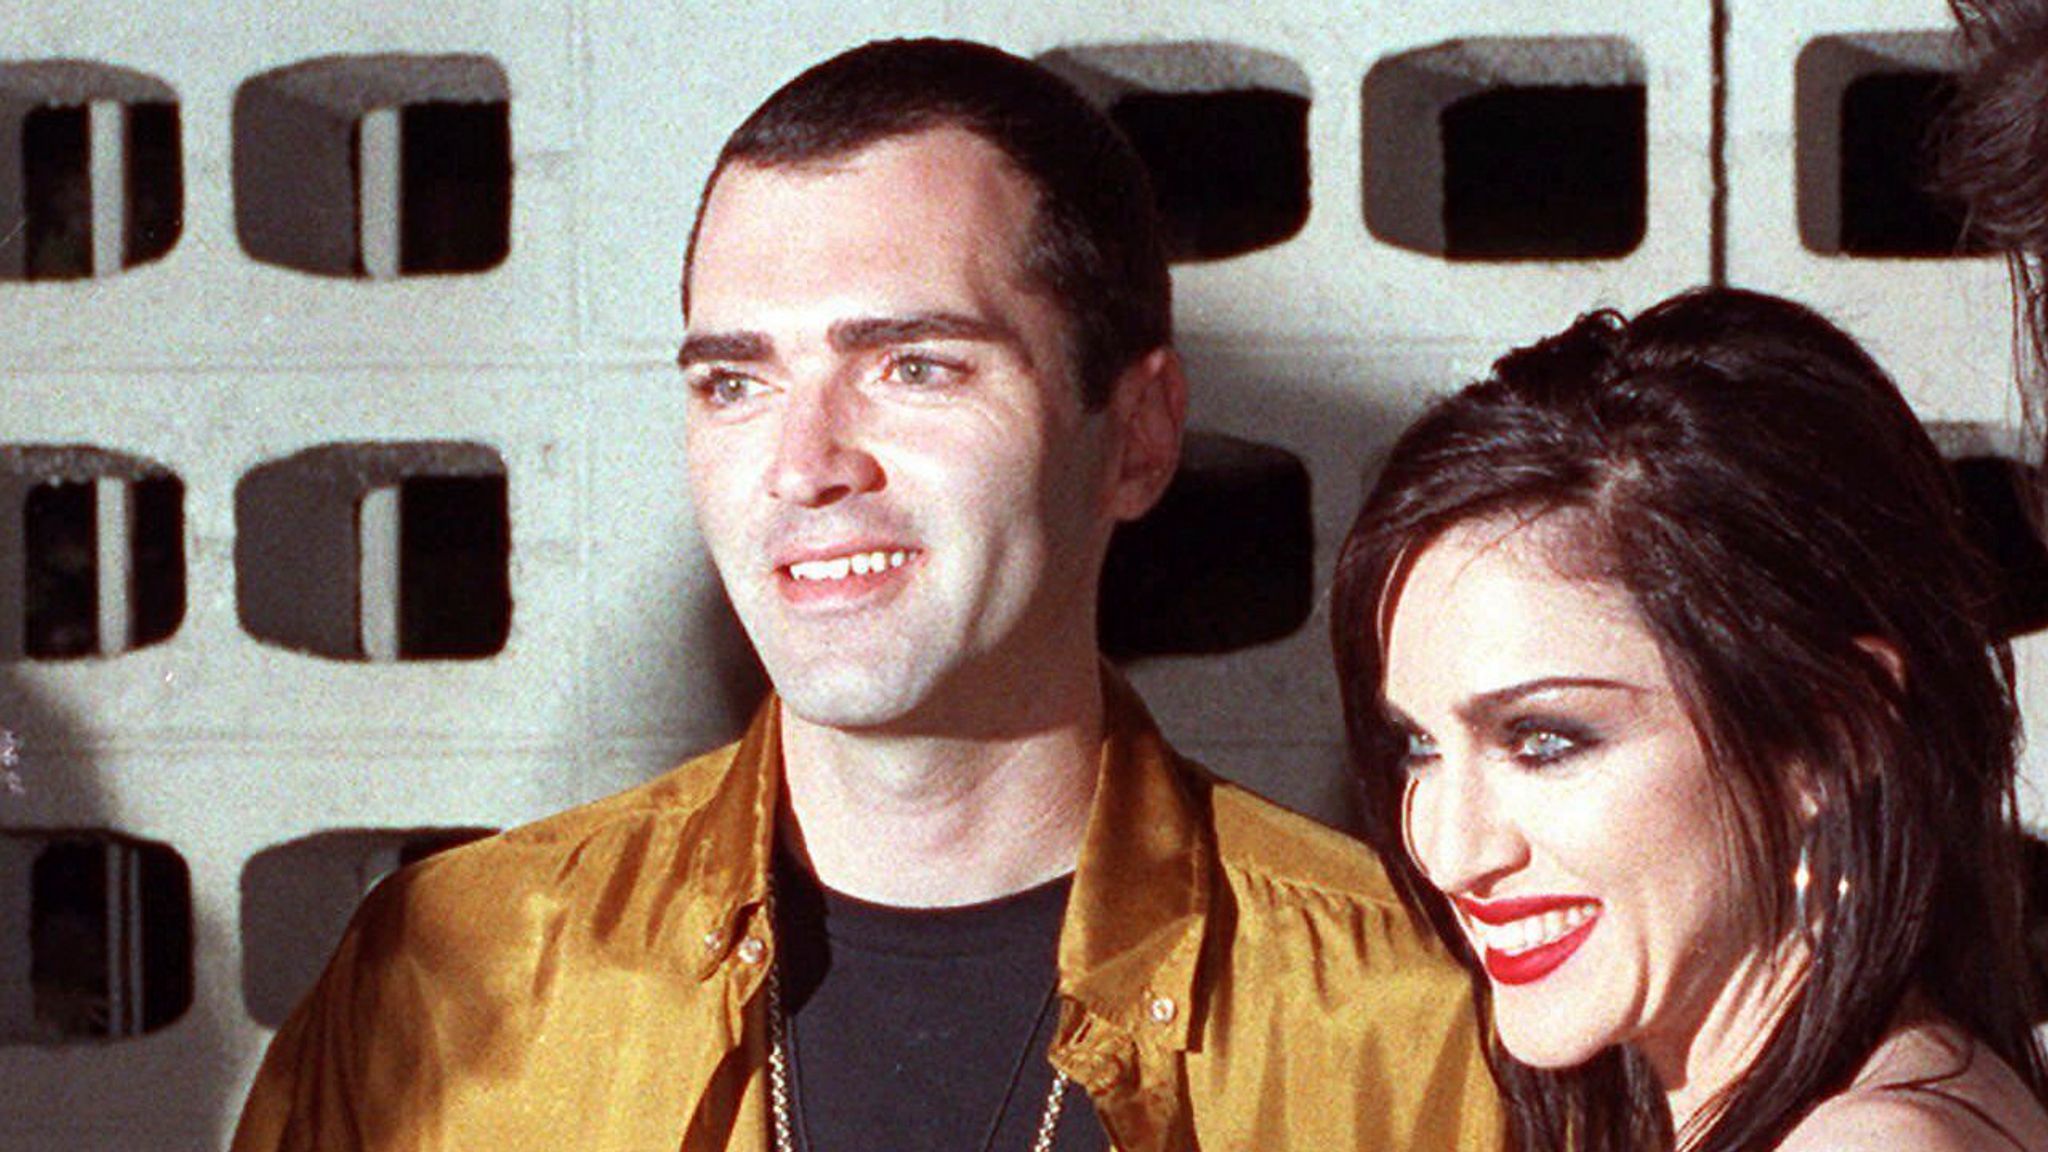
[{"xmin": 787, "ymin": 549, "xmax": 915, "ymax": 582}]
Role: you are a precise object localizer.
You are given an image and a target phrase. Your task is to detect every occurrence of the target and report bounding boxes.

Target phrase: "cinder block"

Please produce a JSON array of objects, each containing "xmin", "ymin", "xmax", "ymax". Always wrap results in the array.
[
  {"xmin": 585, "ymin": 2, "xmax": 1717, "ymax": 355},
  {"xmin": 233, "ymin": 54, "xmax": 510, "ymax": 278},
  {"xmin": 1724, "ymin": 0, "xmax": 2011, "ymax": 422},
  {"xmin": 1364, "ymin": 37, "xmax": 1645, "ymax": 260},
  {"xmin": 0, "ymin": 2, "xmax": 580, "ymax": 370},
  {"xmin": 1039, "ymin": 43, "xmax": 1311, "ymax": 261},
  {"xmin": 1795, "ymin": 34, "xmax": 1978, "ymax": 257},
  {"xmin": 0, "ymin": 60, "xmax": 181, "ymax": 280},
  {"xmin": 0, "ymin": 446, "xmax": 184, "ymax": 662},
  {"xmin": 0, "ymin": 830, "xmax": 191, "ymax": 1043},
  {"xmin": 235, "ymin": 441, "xmax": 510, "ymax": 661}
]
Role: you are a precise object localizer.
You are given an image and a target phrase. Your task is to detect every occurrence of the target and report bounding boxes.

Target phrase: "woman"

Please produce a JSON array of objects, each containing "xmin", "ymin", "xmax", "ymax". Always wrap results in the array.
[{"xmin": 1331, "ymin": 287, "xmax": 2048, "ymax": 1150}]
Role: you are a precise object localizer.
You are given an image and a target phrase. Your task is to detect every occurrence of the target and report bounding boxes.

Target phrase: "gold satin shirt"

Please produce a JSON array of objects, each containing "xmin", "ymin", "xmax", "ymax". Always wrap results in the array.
[{"xmin": 232, "ymin": 678, "xmax": 1504, "ymax": 1150}]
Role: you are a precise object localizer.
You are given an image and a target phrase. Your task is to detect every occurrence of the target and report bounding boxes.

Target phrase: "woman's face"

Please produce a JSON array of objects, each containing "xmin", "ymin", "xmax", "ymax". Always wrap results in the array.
[{"xmin": 1381, "ymin": 516, "xmax": 1766, "ymax": 1073}]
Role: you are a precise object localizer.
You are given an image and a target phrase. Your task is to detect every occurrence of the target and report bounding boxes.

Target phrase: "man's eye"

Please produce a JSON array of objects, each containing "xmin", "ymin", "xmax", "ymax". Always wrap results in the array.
[
  {"xmin": 883, "ymin": 354, "xmax": 962, "ymax": 389},
  {"xmin": 693, "ymin": 370, "xmax": 762, "ymax": 408}
]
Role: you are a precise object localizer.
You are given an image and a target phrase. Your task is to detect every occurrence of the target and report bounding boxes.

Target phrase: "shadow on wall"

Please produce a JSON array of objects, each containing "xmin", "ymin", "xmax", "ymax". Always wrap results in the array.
[
  {"xmin": 1105, "ymin": 336, "xmax": 1434, "ymax": 835},
  {"xmin": 680, "ymin": 578, "xmax": 769, "ymax": 749},
  {"xmin": 0, "ymin": 668, "xmax": 240, "ymax": 1152}
]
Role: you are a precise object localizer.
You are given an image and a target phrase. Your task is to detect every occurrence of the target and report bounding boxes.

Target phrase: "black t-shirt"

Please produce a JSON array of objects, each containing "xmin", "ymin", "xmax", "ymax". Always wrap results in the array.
[{"xmin": 773, "ymin": 850, "xmax": 1108, "ymax": 1152}]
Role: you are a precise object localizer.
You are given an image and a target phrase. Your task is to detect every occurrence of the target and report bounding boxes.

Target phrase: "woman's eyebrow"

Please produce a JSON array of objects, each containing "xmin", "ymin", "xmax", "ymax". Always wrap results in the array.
[{"xmin": 1454, "ymin": 677, "xmax": 1643, "ymax": 724}]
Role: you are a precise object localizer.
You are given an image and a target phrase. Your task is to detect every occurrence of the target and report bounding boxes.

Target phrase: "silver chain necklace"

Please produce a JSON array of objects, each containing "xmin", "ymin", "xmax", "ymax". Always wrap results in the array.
[{"xmin": 764, "ymin": 956, "xmax": 1073, "ymax": 1152}]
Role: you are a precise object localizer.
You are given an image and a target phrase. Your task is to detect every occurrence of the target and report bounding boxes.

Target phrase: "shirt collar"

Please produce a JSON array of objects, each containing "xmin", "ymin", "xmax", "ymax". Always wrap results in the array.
[
  {"xmin": 692, "ymin": 668, "xmax": 1211, "ymax": 1058},
  {"xmin": 686, "ymin": 703, "xmax": 780, "ymax": 981},
  {"xmin": 1056, "ymin": 668, "xmax": 1208, "ymax": 1056}
]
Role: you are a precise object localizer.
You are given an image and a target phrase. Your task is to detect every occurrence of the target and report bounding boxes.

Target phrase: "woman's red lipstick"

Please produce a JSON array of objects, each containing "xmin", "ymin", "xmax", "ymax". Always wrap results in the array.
[{"xmin": 1454, "ymin": 895, "xmax": 1601, "ymax": 987}]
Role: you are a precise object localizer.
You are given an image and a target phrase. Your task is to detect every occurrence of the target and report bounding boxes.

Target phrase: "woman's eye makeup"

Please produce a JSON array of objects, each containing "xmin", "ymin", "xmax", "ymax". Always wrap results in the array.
[
  {"xmin": 1397, "ymin": 728, "xmax": 1440, "ymax": 773},
  {"xmin": 1502, "ymin": 717, "xmax": 1595, "ymax": 766}
]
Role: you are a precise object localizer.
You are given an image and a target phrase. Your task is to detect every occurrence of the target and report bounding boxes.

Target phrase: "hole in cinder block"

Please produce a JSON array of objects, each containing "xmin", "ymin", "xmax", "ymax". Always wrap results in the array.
[
  {"xmin": 124, "ymin": 102, "xmax": 181, "ymax": 268},
  {"xmin": 0, "ymin": 62, "xmax": 183, "ymax": 280},
  {"xmin": 1838, "ymin": 72, "xmax": 1976, "ymax": 255},
  {"xmin": 1797, "ymin": 33, "xmax": 1986, "ymax": 257},
  {"xmin": 22, "ymin": 106, "xmax": 91, "ymax": 279},
  {"xmin": 0, "ymin": 830, "xmax": 193, "ymax": 1043},
  {"xmin": 401, "ymin": 102, "xmax": 512, "ymax": 274},
  {"xmin": 1112, "ymin": 89, "xmax": 1309, "ymax": 260},
  {"xmin": 236, "ymin": 442, "xmax": 511, "ymax": 661},
  {"xmin": 23, "ymin": 480, "xmax": 96, "ymax": 658},
  {"xmin": 239, "ymin": 827, "xmax": 497, "ymax": 1028},
  {"xmin": 1100, "ymin": 431, "xmax": 1313, "ymax": 659},
  {"xmin": 1441, "ymin": 86, "xmax": 1645, "ymax": 259},
  {"xmin": 130, "ymin": 475, "xmax": 185, "ymax": 649},
  {"xmin": 1950, "ymin": 454, "xmax": 2048, "ymax": 638},
  {"xmin": 1037, "ymin": 43, "xmax": 1311, "ymax": 262},
  {"xmin": 3, "ymin": 447, "xmax": 187, "ymax": 662},
  {"xmin": 234, "ymin": 54, "xmax": 511, "ymax": 279},
  {"xmin": 1364, "ymin": 37, "xmax": 1646, "ymax": 261},
  {"xmin": 400, "ymin": 474, "xmax": 511, "ymax": 658}
]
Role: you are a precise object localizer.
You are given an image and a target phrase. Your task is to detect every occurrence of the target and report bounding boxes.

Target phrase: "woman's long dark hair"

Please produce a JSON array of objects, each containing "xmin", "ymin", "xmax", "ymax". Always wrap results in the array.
[
  {"xmin": 1943, "ymin": 0, "xmax": 2048, "ymax": 419},
  {"xmin": 1332, "ymin": 288, "xmax": 2048, "ymax": 1151}
]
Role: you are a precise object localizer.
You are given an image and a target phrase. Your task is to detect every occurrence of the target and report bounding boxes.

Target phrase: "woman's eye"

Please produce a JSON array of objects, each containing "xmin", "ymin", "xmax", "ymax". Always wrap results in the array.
[
  {"xmin": 1509, "ymin": 725, "xmax": 1583, "ymax": 766},
  {"xmin": 1399, "ymin": 730, "xmax": 1440, "ymax": 774}
]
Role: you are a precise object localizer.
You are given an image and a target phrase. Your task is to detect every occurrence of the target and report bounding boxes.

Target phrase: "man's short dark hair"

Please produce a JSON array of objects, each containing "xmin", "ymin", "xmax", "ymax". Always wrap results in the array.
[{"xmin": 681, "ymin": 38, "xmax": 1171, "ymax": 411}]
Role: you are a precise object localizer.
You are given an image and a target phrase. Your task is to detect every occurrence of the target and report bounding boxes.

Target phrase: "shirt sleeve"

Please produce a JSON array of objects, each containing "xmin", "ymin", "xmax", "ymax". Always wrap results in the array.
[
  {"xmin": 1173, "ymin": 870, "xmax": 1510, "ymax": 1151},
  {"xmin": 229, "ymin": 873, "xmax": 429, "ymax": 1152}
]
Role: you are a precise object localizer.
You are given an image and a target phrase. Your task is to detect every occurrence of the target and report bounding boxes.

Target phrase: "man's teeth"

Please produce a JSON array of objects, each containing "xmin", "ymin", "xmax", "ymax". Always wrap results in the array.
[
  {"xmin": 1474, "ymin": 903, "xmax": 1597, "ymax": 956},
  {"xmin": 789, "ymin": 550, "xmax": 910, "ymax": 582}
]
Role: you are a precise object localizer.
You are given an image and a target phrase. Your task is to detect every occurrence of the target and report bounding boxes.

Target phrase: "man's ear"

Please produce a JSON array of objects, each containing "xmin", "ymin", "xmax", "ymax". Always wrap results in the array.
[{"xmin": 1103, "ymin": 346, "xmax": 1188, "ymax": 522}]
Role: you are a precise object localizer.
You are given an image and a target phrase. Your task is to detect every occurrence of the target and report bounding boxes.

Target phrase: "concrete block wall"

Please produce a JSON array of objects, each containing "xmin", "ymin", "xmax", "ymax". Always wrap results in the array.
[{"xmin": 0, "ymin": 1, "xmax": 2030, "ymax": 1148}]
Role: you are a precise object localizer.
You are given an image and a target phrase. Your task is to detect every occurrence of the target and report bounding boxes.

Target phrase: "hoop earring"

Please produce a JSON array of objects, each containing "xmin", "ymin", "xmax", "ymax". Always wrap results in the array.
[
  {"xmin": 1792, "ymin": 839, "xmax": 1813, "ymax": 933},
  {"xmin": 1401, "ymin": 776, "xmax": 1430, "ymax": 883}
]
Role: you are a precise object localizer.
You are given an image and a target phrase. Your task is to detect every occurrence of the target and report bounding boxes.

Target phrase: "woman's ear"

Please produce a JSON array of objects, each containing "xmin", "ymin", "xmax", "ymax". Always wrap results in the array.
[{"xmin": 1791, "ymin": 636, "xmax": 1906, "ymax": 826}]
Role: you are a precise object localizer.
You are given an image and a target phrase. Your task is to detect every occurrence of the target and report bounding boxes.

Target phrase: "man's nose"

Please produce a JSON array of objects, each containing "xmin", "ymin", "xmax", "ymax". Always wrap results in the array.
[{"xmin": 767, "ymin": 381, "xmax": 883, "ymax": 507}]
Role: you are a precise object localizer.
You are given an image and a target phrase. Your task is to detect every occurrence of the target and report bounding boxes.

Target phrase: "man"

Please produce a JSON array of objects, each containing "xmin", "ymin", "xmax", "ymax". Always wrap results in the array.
[{"xmin": 232, "ymin": 38, "xmax": 1501, "ymax": 1151}]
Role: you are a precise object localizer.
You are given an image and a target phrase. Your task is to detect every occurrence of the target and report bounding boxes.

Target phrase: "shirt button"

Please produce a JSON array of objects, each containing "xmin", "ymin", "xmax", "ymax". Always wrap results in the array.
[
  {"xmin": 736, "ymin": 937, "xmax": 767, "ymax": 965},
  {"xmin": 1147, "ymin": 996, "xmax": 1176, "ymax": 1025}
]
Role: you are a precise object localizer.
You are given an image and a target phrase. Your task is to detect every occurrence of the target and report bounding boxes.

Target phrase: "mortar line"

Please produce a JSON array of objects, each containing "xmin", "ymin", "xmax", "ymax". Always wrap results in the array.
[{"xmin": 1710, "ymin": 0, "xmax": 1731, "ymax": 285}]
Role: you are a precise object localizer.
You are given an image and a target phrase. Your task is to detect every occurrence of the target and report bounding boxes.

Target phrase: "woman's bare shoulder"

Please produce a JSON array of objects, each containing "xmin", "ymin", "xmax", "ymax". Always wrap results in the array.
[{"xmin": 1779, "ymin": 1021, "xmax": 2048, "ymax": 1152}]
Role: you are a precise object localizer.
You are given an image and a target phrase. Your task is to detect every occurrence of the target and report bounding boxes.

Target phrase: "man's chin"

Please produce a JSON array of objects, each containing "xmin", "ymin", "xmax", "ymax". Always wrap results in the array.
[{"xmin": 769, "ymin": 665, "xmax": 932, "ymax": 733}]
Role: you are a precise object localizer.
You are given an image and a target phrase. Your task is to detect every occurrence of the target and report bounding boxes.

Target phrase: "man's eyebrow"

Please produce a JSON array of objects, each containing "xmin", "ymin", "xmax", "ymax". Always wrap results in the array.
[
  {"xmin": 830, "ymin": 312, "xmax": 1014, "ymax": 351},
  {"xmin": 676, "ymin": 331, "xmax": 772, "ymax": 369}
]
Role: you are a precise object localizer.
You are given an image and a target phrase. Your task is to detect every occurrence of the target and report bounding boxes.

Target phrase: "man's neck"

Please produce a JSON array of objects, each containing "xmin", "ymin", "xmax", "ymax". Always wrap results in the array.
[{"xmin": 777, "ymin": 687, "xmax": 1105, "ymax": 908}]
